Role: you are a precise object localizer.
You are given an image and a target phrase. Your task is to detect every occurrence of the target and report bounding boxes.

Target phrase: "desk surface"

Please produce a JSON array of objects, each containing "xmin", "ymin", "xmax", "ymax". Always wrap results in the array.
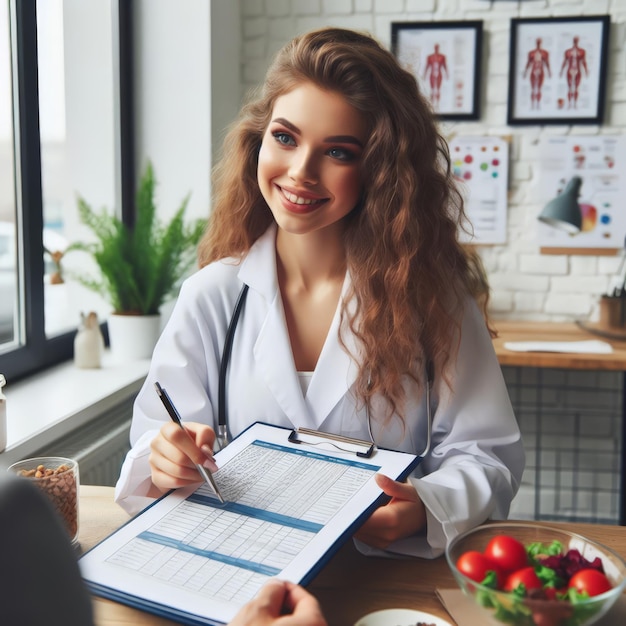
[
  {"xmin": 80, "ymin": 486, "xmax": 626, "ymax": 626},
  {"xmin": 493, "ymin": 320, "xmax": 626, "ymax": 370}
]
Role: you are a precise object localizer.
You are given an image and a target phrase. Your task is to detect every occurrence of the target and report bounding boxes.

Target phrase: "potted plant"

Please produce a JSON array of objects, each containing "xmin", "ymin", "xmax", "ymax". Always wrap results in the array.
[{"xmin": 66, "ymin": 161, "xmax": 206, "ymax": 360}]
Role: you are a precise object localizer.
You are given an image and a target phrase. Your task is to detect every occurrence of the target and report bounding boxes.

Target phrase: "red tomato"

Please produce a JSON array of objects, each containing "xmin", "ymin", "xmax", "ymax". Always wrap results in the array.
[
  {"xmin": 568, "ymin": 569, "xmax": 612, "ymax": 597},
  {"xmin": 504, "ymin": 566, "xmax": 543, "ymax": 593},
  {"xmin": 456, "ymin": 550, "xmax": 501, "ymax": 585},
  {"xmin": 484, "ymin": 534, "xmax": 528, "ymax": 573}
]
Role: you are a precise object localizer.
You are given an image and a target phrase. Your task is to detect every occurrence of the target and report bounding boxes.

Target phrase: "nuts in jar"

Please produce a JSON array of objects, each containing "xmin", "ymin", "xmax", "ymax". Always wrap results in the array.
[{"xmin": 8, "ymin": 457, "xmax": 79, "ymax": 545}]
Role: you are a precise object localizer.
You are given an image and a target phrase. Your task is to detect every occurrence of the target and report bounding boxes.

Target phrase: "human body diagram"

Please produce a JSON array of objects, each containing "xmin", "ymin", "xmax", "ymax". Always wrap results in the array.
[
  {"xmin": 523, "ymin": 38, "xmax": 551, "ymax": 109},
  {"xmin": 422, "ymin": 44, "xmax": 448, "ymax": 110},
  {"xmin": 560, "ymin": 36, "xmax": 588, "ymax": 109}
]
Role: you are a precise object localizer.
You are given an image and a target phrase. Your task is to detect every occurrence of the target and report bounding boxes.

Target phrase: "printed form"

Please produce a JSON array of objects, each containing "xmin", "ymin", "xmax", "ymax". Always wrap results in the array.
[{"xmin": 80, "ymin": 423, "xmax": 420, "ymax": 625}]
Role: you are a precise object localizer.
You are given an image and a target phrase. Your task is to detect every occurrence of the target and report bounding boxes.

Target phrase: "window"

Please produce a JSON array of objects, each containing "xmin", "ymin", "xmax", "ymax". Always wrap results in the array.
[
  {"xmin": 0, "ymin": 0, "xmax": 133, "ymax": 381},
  {"xmin": 0, "ymin": 3, "xmax": 17, "ymax": 346}
]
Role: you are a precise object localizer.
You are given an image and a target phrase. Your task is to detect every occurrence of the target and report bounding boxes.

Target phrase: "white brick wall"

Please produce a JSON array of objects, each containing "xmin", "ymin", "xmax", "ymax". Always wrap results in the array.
[{"xmin": 239, "ymin": 0, "xmax": 626, "ymax": 322}]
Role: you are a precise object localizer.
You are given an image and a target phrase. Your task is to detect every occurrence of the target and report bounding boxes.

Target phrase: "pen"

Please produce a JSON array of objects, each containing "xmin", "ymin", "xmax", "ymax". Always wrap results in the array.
[{"xmin": 154, "ymin": 382, "xmax": 225, "ymax": 503}]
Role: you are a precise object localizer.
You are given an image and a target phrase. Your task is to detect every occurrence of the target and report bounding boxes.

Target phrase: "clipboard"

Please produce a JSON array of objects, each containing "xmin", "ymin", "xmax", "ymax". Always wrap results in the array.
[
  {"xmin": 288, "ymin": 426, "xmax": 376, "ymax": 458},
  {"xmin": 79, "ymin": 422, "xmax": 421, "ymax": 625}
]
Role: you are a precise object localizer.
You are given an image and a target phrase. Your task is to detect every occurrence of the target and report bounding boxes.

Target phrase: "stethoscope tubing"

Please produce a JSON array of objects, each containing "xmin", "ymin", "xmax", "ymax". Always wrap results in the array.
[{"xmin": 217, "ymin": 283, "xmax": 249, "ymax": 449}]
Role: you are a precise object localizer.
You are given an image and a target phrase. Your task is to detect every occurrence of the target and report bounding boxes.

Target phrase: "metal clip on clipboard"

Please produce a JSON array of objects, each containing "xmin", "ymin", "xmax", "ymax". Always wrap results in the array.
[{"xmin": 288, "ymin": 427, "xmax": 376, "ymax": 458}]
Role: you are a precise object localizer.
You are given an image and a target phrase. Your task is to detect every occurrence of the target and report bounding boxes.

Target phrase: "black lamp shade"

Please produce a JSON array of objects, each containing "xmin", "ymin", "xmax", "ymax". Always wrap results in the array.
[{"xmin": 538, "ymin": 176, "xmax": 583, "ymax": 235}]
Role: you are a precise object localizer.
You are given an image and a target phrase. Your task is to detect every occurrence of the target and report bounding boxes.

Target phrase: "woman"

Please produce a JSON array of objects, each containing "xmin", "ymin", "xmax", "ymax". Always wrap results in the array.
[{"xmin": 115, "ymin": 27, "xmax": 524, "ymax": 559}]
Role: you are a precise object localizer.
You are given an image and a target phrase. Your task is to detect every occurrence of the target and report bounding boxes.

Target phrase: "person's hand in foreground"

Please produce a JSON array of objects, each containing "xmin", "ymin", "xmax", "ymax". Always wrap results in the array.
[
  {"xmin": 148, "ymin": 421, "xmax": 218, "ymax": 495},
  {"xmin": 229, "ymin": 580, "xmax": 327, "ymax": 626},
  {"xmin": 354, "ymin": 474, "xmax": 427, "ymax": 549}
]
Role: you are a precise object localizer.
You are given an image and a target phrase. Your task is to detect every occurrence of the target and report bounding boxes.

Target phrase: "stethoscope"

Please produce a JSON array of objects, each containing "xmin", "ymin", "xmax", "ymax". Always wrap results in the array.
[{"xmin": 217, "ymin": 283, "xmax": 433, "ymax": 457}]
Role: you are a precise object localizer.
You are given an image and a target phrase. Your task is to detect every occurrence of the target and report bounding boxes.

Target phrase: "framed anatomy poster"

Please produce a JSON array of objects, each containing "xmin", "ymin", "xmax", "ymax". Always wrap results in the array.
[
  {"xmin": 391, "ymin": 21, "xmax": 483, "ymax": 120},
  {"xmin": 537, "ymin": 135, "xmax": 626, "ymax": 252},
  {"xmin": 450, "ymin": 136, "xmax": 509, "ymax": 245},
  {"xmin": 507, "ymin": 15, "xmax": 610, "ymax": 125}
]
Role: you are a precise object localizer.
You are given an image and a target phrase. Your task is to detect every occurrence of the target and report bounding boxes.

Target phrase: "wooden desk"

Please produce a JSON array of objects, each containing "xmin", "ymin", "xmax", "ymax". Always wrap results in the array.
[
  {"xmin": 80, "ymin": 486, "xmax": 626, "ymax": 626},
  {"xmin": 493, "ymin": 320, "xmax": 626, "ymax": 370}
]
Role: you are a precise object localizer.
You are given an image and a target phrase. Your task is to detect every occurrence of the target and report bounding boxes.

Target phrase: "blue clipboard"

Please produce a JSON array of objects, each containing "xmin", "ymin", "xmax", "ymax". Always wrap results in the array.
[{"xmin": 79, "ymin": 422, "xmax": 422, "ymax": 625}]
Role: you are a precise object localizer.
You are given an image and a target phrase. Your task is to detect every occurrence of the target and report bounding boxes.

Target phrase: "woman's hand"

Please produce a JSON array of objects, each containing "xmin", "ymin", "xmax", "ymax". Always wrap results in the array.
[
  {"xmin": 229, "ymin": 580, "xmax": 327, "ymax": 626},
  {"xmin": 354, "ymin": 474, "xmax": 426, "ymax": 549},
  {"xmin": 148, "ymin": 421, "xmax": 218, "ymax": 494}
]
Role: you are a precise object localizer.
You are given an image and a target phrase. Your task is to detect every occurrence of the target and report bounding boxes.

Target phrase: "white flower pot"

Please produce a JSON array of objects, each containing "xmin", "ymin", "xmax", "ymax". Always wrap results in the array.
[{"xmin": 107, "ymin": 313, "xmax": 161, "ymax": 361}]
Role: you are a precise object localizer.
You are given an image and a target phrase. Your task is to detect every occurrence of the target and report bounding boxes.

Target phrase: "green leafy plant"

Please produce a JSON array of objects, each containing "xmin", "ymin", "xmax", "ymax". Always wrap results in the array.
[{"xmin": 66, "ymin": 161, "xmax": 206, "ymax": 315}]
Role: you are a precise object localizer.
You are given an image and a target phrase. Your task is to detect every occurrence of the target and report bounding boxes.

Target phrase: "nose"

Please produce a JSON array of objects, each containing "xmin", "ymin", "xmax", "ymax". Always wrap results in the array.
[{"xmin": 288, "ymin": 149, "xmax": 318, "ymax": 185}]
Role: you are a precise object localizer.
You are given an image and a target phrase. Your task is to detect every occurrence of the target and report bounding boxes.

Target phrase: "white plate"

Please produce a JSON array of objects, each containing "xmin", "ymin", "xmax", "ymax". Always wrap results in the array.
[{"xmin": 354, "ymin": 608, "xmax": 453, "ymax": 626}]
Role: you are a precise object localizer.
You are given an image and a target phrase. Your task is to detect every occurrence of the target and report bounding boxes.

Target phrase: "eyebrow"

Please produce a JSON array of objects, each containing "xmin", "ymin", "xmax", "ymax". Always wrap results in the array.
[{"xmin": 271, "ymin": 117, "xmax": 364, "ymax": 148}]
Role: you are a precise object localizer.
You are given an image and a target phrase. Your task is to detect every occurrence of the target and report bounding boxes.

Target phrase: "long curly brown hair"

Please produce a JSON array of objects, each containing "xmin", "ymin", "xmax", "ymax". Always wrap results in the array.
[{"xmin": 199, "ymin": 27, "xmax": 489, "ymax": 421}]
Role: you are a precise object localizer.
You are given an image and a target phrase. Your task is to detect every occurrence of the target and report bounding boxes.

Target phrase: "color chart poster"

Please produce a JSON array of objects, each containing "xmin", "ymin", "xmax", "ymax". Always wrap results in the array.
[
  {"xmin": 537, "ymin": 136, "xmax": 626, "ymax": 249},
  {"xmin": 450, "ymin": 136, "xmax": 509, "ymax": 244}
]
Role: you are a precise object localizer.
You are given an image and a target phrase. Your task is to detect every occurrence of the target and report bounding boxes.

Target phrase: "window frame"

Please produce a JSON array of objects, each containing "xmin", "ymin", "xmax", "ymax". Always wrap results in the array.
[{"xmin": 1, "ymin": 0, "xmax": 134, "ymax": 382}]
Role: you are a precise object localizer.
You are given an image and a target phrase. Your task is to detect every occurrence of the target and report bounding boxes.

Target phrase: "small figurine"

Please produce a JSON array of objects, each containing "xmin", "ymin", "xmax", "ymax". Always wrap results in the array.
[
  {"xmin": 74, "ymin": 311, "xmax": 104, "ymax": 369},
  {"xmin": 44, "ymin": 246, "xmax": 65, "ymax": 284}
]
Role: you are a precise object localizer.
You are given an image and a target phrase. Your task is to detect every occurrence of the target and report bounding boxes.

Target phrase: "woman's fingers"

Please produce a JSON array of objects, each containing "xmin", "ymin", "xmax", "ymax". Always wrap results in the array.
[
  {"xmin": 373, "ymin": 473, "xmax": 419, "ymax": 500},
  {"xmin": 162, "ymin": 422, "xmax": 216, "ymax": 464},
  {"xmin": 353, "ymin": 474, "xmax": 426, "ymax": 549},
  {"xmin": 149, "ymin": 422, "xmax": 218, "ymax": 490}
]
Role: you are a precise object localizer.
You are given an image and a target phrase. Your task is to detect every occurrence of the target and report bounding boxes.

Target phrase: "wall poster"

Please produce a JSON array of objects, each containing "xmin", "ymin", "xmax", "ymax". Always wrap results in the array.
[
  {"xmin": 391, "ymin": 21, "xmax": 483, "ymax": 121},
  {"xmin": 450, "ymin": 135, "xmax": 509, "ymax": 245},
  {"xmin": 507, "ymin": 16, "xmax": 610, "ymax": 125},
  {"xmin": 537, "ymin": 135, "xmax": 626, "ymax": 251}
]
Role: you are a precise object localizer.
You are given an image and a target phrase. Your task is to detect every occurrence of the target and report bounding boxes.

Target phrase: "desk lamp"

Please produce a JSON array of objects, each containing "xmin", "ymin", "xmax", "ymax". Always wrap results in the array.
[
  {"xmin": 537, "ymin": 176, "xmax": 583, "ymax": 234},
  {"xmin": 542, "ymin": 176, "xmax": 626, "ymax": 339}
]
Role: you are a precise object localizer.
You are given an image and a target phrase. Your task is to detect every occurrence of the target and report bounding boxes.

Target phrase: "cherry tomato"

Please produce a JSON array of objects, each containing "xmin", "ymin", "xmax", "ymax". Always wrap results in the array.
[
  {"xmin": 504, "ymin": 566, "xmax": 543, "ymax": 593},
  {"xmin": 484, "ymin": 534, "xmax": 529, "ymax": 573},
  {"xmin": 568, "ymin": 569, "xmax": 612, "ymax": 597},
  {"xmin": 542, "ymin": 586, "xmax": 566, "ymax": 600},
  {"xmin": 456, "ymin": 550, "xmax": 501, "ymax": 585}
]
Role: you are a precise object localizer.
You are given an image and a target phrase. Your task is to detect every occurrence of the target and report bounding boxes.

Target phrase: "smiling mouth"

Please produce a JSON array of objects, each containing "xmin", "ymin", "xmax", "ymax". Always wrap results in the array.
[{"xmin": 280, "ymin": 187, "xmax": 327, "ymax": 206}]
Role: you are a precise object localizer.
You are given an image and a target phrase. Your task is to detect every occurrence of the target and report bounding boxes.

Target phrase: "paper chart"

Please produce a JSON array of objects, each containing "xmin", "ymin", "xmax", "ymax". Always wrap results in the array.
[{"xmin": 450, "ymin": 136, "xmax": 509, "ymax": 245}]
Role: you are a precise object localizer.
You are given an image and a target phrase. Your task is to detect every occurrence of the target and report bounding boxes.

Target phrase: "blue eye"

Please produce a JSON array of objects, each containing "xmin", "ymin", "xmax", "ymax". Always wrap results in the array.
[
  {"xmin": 328, "ymin": 147, "xmax": 356, "ymax": 162},
  {"xmin": 273, "ymin": 131, "xmax": 295, "ymax": 146}
]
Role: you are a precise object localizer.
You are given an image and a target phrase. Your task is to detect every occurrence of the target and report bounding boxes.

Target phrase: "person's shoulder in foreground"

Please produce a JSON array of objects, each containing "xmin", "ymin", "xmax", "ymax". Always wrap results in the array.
[{"xmin": 0, "ymin": 472, "xmax": 95, "ymax": 626}]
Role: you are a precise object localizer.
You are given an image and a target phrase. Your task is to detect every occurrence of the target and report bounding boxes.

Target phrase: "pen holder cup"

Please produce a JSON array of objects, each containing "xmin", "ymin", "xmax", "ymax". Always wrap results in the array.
[
  {"xmin": 600, "ymin": 295, "xmax": 626, "ymax": 330},
  {"xmin": 8, "ymin": 456, "xmax": 79, "ymax": 546}
]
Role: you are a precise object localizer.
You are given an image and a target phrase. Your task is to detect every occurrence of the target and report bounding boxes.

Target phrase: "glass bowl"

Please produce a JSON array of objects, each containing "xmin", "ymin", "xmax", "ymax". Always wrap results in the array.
[
  {"xmin": 445, "ymin": 522, "xmax": 626, "ymax": 626},
  {"xmin": 8, "ymin": 456, "xmax": 80, "ymax": 545}
]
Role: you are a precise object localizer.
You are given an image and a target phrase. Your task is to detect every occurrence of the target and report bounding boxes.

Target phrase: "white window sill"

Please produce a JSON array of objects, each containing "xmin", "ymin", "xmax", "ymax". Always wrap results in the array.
[{"xmin": 0, "ymin": 351, "xmax": 150, "ymax": 467}]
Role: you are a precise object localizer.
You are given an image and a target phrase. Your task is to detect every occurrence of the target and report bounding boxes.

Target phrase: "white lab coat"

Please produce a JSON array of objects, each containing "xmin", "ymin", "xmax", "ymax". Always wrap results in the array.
[{"xmin": 115, "ymin": 225, "xmax": 525, "ymax": 558}]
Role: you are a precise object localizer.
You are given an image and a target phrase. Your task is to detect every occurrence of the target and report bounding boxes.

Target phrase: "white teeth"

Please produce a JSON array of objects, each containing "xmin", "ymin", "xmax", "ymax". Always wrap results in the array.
[{"xmin": 283, "ymin": 190, "xmax": 321, "ymax": 205}]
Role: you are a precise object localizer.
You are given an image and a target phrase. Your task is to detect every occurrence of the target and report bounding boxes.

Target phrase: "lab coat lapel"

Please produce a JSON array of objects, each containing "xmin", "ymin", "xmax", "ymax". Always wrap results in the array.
[
  {"xmin": 239, "ymin": 226, "xmax": 312, "ymax": 427},
  {"xmin": 305, "ymin": 276, "xmax": 359, "ymax": 428},
  {"xmin": 254, "ymin": 289, "xmax": 313, "ymax": 426}
]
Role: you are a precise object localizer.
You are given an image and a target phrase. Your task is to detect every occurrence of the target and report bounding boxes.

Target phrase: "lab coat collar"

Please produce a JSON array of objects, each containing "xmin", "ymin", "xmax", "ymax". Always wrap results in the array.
[
  {"xmin": 238, "ymin": 225, "xmax": 278, "ymax": 302},
  {"xmin": 237, "ymin": 225, "xmax": 359, "ymax": 430}
]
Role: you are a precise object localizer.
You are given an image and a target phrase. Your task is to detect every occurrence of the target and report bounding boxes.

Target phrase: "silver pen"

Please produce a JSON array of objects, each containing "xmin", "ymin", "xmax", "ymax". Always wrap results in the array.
[{"xmin": 154, "ymin": 382, "xmax": 225, "ymax": 503}]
